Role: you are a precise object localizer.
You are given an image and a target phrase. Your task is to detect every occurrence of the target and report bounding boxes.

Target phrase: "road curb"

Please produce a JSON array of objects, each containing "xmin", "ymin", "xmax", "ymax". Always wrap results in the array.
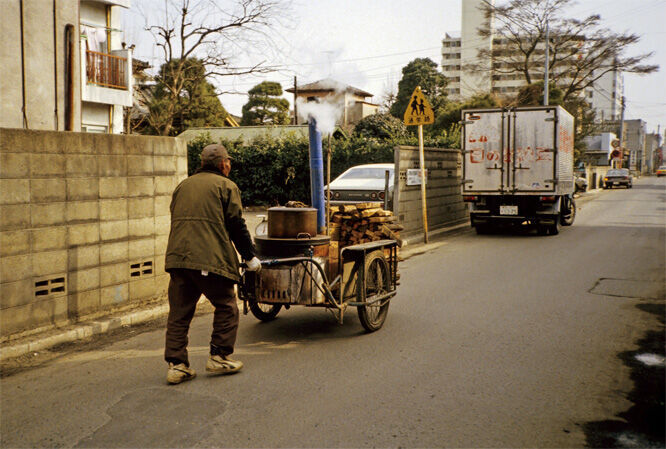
[
  {"xmin": 1, "ymin": 304, "xmax": 170, "ymax": 362},
  {"xmin": 400, "ymin": 221, "xmax": 471, "ymax": 260}
]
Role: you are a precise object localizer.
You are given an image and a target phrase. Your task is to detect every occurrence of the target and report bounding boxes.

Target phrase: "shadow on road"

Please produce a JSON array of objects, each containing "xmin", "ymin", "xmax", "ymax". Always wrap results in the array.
[
  {"xmin": 582, "ymin": 302, "xmax": 665, "ymax": 448},
  {"xmin": 241, "ymin": 307, "xmax": 367, "ymax": 346}
]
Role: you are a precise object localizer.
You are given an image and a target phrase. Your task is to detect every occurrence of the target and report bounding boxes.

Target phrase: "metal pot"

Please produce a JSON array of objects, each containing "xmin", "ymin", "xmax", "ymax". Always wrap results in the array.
[
  {"xmin": 254, "ymin": 234, "xmax": 330, "ymax": 258},
  {"xmin": 267, "ymin": 206, "xmax": 317, "ymax": 238}
]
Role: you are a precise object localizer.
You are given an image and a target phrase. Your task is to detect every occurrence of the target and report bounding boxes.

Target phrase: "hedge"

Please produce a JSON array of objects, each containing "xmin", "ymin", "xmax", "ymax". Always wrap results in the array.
[{"xmin": 186, "ymin": 131, "xmax": 455, "ymax": 206}]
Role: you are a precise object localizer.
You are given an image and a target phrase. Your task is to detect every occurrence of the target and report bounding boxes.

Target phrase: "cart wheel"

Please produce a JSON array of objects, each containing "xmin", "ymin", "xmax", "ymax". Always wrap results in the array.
[
  {"xmin": 249, "ymin": 302, "xmax": 282, "ymax": 322},
  {"xmin": 357, "ymin": 250, "xmax": 391, "ymax": 332}
]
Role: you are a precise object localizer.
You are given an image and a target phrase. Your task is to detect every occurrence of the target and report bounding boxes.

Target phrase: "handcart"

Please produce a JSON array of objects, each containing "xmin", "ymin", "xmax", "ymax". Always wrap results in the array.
[{"xmin": 239, "ymin": 236, "xmax": 399, "ymax": 332}]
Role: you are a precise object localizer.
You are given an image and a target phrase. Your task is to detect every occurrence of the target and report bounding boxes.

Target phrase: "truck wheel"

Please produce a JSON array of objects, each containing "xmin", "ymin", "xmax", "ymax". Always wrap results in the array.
[
  {"xmin": 538, "ymin": 217, "xmax": 560, "ymax": 235},
  {"xmin": 561, "ymin": 198, "xmax": 576, "ymax": 226},
  {"xmin": 475, "ymin": 225, "xmax": 491, "ymax": 235}
]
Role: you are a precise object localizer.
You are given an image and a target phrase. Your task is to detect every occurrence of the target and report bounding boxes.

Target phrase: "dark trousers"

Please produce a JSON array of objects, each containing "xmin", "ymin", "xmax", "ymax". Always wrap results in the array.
[{"xmin": 165, "ymin": 269, "xmax": 238, "ymax": 366}]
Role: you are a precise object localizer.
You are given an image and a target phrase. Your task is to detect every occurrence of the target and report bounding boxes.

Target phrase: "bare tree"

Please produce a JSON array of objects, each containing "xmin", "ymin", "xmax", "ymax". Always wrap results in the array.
[
  {"xmin": 472, "ymin": 0, "xmax": 658, "ymax": 101},
  {"xmin": 139, "ymin": 0, "xmax": 290, "ymax": 135}
]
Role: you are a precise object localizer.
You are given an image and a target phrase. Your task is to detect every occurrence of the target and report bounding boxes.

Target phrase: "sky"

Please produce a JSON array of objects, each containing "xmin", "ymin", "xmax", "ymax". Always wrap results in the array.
[{"xmin": 124, "ymin": 0, "xmax": 666, "ymax": 135}]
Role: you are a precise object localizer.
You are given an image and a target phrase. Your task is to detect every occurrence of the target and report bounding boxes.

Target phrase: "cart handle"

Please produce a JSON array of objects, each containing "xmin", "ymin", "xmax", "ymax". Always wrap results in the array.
[{"xmin": 239, "ymin": 258, "xmax": 303, "ymax": 269}]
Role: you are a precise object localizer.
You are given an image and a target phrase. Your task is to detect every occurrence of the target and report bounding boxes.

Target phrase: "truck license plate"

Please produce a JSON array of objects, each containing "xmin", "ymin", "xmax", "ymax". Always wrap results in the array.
[{"xmin": 500, "ymin": 205, "xmax": 518, "ymax": 215}]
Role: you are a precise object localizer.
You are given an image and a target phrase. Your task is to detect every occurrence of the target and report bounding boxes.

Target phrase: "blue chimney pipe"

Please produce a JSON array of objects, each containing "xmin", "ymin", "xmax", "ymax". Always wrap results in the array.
[{"xmin": 308, "ymin": 118, "xmax": 326, "ymax": 233}]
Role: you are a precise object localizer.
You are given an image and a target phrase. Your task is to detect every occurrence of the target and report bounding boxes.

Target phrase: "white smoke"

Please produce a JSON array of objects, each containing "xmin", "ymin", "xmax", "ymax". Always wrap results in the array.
[{"xmin": 297, "ymin": 98, "xmax": 343, "ymax": 135}]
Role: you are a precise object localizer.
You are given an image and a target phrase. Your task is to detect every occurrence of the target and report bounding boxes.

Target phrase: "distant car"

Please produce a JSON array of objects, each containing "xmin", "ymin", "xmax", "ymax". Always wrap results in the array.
[
  {"xmin": 603, "ymin": 168, "xmax": 632, "ymax": 189},
  {"xmin": 327, "ymin": 163, "xmax": 394, "ymax": 205},
  {"xmin": 574, "ymin": 176, "xmax": 588, "ymax": 192},
  {"xmin": 656, "ymin": 165, "xmax": 666, "ymax": 177}
]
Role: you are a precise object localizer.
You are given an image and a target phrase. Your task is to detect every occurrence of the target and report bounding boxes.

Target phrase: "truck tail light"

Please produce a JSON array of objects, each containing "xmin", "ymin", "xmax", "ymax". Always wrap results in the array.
[
  {"xmin": 603, "ymin": 177, "xmax": 609, "ymax": 181},
  {"xmin": 378, "ymin": 191, "xmax": 385, "ymax": 200},
  {"xmin": 370, "ymin": 192, "xmax": 377, "ymax": 199},
  {"xmin": 463, "ymin": 195, "xmax": 478, "ymax": 202},
  {"xmin": 540, "ymin": 196, "xmax": 556, "ymax": 202}
]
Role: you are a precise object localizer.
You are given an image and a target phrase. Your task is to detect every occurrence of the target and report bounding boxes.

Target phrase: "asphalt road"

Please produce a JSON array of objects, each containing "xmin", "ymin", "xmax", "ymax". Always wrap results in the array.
[{"xmin": 1, "ymin": 178, "xmax": 664, "ymax": 448}]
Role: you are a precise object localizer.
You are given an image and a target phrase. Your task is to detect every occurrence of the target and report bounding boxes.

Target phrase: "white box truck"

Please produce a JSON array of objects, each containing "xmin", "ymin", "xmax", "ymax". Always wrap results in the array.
[{"xmin": 461, "ymin": 106, "xmax": 576, "ymax": 235}]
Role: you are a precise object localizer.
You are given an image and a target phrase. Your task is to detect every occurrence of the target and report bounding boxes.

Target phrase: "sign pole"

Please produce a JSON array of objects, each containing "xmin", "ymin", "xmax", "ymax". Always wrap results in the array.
[
  {"xmin": 402, "ymin": 85, "xmax": 434, "ymax": 245},
  {"xmin": 418, "ymin": 124, "xmax": 428, "ymax": 243}
]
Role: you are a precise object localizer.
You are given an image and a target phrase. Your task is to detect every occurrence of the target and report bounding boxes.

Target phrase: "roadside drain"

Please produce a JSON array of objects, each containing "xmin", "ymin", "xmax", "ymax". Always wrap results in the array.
[{"xmin": 589, "ymin": 278, "xmax": 665, "ymax": 300}]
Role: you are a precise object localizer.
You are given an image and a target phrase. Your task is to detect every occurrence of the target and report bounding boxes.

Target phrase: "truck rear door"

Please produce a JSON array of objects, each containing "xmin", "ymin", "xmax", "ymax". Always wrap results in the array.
[
  {"xmin": 462, "ymin": 110, "xmax": 507, "ymax": 193},
  {"xmin": 508, "ymin": 108, "xmax": 557, "ymax": 193}
]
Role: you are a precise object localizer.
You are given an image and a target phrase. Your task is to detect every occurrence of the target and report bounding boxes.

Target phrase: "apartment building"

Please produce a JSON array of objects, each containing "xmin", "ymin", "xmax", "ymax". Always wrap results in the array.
[
  {"xmin": 624, "ymin": 119, "xmax": 647, "ymax": 172},
  {"xmin": 80, "ymin": 1, "xmax": 133, "ymax": 133},
  {"xmin": 0, "ymin": 0, "xmax": 133, "ymax": 134},
  {"xmin": 441, "ymin": 0, "xmax": 623, "ymax": 120}
]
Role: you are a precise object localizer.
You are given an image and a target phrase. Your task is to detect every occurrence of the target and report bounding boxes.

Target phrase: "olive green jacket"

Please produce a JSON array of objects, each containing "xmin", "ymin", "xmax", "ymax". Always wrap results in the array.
[{"xmin": 165, "ymin": 168, "xmax": 255, "ymax": 283}]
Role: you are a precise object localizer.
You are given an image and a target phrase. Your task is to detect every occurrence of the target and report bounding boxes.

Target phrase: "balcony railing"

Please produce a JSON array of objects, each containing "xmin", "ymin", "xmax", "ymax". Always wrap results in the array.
[{"xmin": 86, "ymin": 50, "xmax": 128, "ymax": 89}]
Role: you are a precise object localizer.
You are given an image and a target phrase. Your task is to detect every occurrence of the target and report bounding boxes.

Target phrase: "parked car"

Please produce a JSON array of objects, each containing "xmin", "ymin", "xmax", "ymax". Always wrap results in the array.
[
  {"xmin": 574, "ymin": 176, "xmax": 588, "ymax": 192},
  {"xmin": 656, "ymin": 165, "xmax": 666, "ymax": 177},
  {"xmin": 603, "ymin": 168, "xmax": 632, "ymax": 189},
  {"xmin": 326, "ymin": 163, "xmax": 394, "ymax": 205}
]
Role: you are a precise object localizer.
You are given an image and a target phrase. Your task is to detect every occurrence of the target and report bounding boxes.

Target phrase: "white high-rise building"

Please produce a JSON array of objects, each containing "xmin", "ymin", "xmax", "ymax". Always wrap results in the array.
[{"xmin": 442, "ymin": 0, "xmax": 623, "ymax": 120}]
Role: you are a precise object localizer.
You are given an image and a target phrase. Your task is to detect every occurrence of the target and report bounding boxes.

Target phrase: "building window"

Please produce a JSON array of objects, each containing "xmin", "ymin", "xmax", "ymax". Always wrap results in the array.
[{"xmin": 82, "ymin": 124, "xmax": 108, "ymax": 133}]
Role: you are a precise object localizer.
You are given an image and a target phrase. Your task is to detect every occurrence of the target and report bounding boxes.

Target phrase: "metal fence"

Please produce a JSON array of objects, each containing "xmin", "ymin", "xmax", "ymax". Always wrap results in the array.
[{"xmin": 86, "ymin": 50, "xmax": 128, "ymax": 89}]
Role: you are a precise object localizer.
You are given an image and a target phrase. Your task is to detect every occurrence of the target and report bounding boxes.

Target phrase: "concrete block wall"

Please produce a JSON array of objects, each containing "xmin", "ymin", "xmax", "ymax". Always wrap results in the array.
[
  {"xmin": 393, "ymin": 146, "xmax": 468, "ymax": 239},
  {"xmin": 587, "ymin": 166, "xmax": 612, "ymax": 190},
  {"xmin": 0, "ymin": 128, "xmax": 186, "ymax": 339}
]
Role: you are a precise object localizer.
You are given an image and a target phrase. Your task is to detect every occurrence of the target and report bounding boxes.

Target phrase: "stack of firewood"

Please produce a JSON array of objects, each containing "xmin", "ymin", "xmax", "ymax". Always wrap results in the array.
[{"xmin": 328, "ymin": 202, "xmax": 404, "ymax": 248}]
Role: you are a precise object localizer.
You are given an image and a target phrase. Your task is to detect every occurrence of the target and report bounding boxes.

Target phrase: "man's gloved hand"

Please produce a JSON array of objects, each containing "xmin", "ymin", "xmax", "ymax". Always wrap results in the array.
[{"xmin": 245, "ymin": 256, "xmax": 262, "ymax": 272}]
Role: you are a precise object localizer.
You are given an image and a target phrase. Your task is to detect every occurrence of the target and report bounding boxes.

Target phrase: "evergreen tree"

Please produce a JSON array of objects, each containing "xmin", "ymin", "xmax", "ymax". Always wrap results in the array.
[
  {"xmin": 389, "ymin": 58, "xmax": 448, "ymax": 121},
  {"xmin": 241, "ymin": 81, "xmax": 290, "ymax": 125},
  {"xmin": 147, "ymin": 58, "xmax": 228, "ymax": 136},
  {"xmin": 353, "ymin": 113, "xmax": 407, "ymax": 140}
]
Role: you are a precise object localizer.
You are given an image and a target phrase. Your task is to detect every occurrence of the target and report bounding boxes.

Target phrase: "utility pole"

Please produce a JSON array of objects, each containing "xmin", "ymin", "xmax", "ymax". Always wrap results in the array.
[
  {"xmin": 655, "ymin": 124, "xmax": 661, "ymax": 173},
  {"xmin": 544, "ymin": 21, "xmax": 549, "ymax": 106},
  {"xmin": 618, "ymin": 95, "xmax": 626, "ymax": 168},
  {"xmin": 293, "ymin": 76, "xmax": 298, "ymax": 125}
]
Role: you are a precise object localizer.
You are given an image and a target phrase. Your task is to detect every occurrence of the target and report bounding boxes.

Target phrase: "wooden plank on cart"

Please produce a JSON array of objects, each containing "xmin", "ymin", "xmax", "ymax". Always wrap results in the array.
[{"xmin": 356, "ymin": 202, "xmax": 382, "ymax": 210}]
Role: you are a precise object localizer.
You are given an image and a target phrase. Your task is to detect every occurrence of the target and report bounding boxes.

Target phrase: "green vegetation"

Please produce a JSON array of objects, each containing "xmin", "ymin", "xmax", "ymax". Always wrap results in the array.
[
  {"xmin": 241, "ymin": 81, "xmax": 291, "ymax": 126},
  {"xmin": 352, "ymin": 113, "xmax": 408, "ymax": 140},
  {"xmin": 187, "ymin": 133, "xmax": 399, "ymax": 206},
  {"xmin": 389, "ymin": 58, "xmax": 448, "ymax": 123},
  {"xmin": 144, "ymin": 58, "xmax": 229, "ymax": 136}
]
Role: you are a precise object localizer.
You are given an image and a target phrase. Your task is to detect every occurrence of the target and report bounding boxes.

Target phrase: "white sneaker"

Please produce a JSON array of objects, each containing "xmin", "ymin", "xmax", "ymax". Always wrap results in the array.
[
  {"xmin": 167, "ymin": 363, "xmax": 196, "ymax": 384},
  {"xmin": 206, "ymin": 354, "xmax": 243, "ymax": 375}
]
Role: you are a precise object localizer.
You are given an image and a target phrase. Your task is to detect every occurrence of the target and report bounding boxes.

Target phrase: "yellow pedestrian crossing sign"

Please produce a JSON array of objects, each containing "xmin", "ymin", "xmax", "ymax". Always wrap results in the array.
[{"xmin": 403, "ymin": 86, "xmax": 434, "ymax": 126}]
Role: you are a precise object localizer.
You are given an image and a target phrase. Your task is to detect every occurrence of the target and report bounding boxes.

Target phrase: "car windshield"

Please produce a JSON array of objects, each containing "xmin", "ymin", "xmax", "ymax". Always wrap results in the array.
[
  {"xmin": 607, "ymin": 169, "xmax": 628, "ymax": 176},
  {"xmin": 338, "ymin": 167, "xmax": 393, "ymax": 180}
]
